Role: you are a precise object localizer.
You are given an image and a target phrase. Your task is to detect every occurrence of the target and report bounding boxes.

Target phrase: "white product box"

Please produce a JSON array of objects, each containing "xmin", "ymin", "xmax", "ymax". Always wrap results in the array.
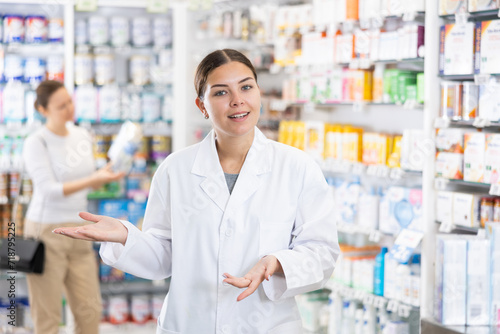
[
  {"xmin": 401, "ymin": 129, "xmax": 425, "ymax": 171},
  {"xmin": 435, "ymin": 152, "xmax": 464, "ymax": 180},
  {"xmin": 378, "ymin": 31, "xmax": 399, "ymax": 61},
  {"xmin": 453, "ymin": 192, "xmax": 482, "ymax": 228},
  {"xmin": 358, "ymin": 189, "xmax": 379, "ymax": 230},
  {"xmin": 436, "ymin": 128, "xmax": 465, "ymax": 153},
  {"xmin": 467, "ymin": 239, "xmax": 491, "ymax": 326},
  {"xmin": 335, "ymin": 33, "xmax": 354, "ymax": 64},
  {"xmin": 384, "ymin": 252, "xmax": 400, "ymax": 300},
  {"xmin": 479, "ymin": 82, "xmax": 500, "ymax": 122},
  {"xmin": 74, "ymin": 84, "xmax": 98, "ymax": 123},
  {"xmin": 485, "ymin": 134, "xmax": 500, "ymax": 184},
  {"xmin": 304, "ymin": 121, "xmax": 325, "ymax": 162},
  {"xmin": 464, "ymin": 132, "xmax": 486, "ymax": 183},
  {"xmin": 435, "ymin": 236, "xmax": 467, "ymax": 326},
  {"xmin": 475, "ymin": 20, "xmax": 500, "ymax": 75},
  {"xmin": 439, "ymin": 0, "xmax": 467, "ymax": 15},
  {"xmin": 436, "ymin": 191, "xmax": 454, "ymax": 226},
  {"xmin": 440, "ymin": 23, "xmax": 475, "ymax": 75},
  {"xmin": 486, "ymin": 223, "xmax": 500, "ymax": 326},
  {"xmin": 469, "ymin": 0, "xmax": 498, "ymax": 13},
  {"xmin": 369, "ymin": 29, "xmax": 381, "ymax": 62}
]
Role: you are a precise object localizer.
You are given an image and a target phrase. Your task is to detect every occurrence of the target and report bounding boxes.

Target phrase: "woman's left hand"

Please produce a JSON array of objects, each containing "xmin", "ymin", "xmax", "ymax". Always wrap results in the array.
[{"xmin": 223, "ymin": 255, "xmax": 283, "ymax": 302}]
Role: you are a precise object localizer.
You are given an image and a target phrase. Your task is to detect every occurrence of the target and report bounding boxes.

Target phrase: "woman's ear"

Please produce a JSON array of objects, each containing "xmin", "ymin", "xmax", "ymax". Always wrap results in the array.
[
  {"xmin": 195, "ymin": 97, "xmax": 208, "ymax": 118},
  {"xmin": 37, "ymin": 105, "xmax": 48, "ymax": 118}
]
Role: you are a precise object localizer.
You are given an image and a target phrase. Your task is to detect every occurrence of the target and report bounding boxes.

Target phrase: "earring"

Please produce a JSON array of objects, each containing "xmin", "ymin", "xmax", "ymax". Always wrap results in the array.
[{"xmin": 205, "ymin": 115, "xmax": 209, "ymax": 119}]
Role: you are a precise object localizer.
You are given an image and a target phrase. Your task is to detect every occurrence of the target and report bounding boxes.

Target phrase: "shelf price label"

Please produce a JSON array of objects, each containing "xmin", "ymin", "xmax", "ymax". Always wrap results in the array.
[
  {"xmin": 433, "ymin": 118, "xmax": 450, "ymax": 129},
  {"xmin": 147, "ymin": 0, "xmax": 169, "ymax": 13},
  {"xmin": 455, "ymin": 12, "xmax": 469, "ymax": 26},
  {"xmin": 473, "ymin": 117, "xmax": 491, "ymax": 128},
  {"xmin": 389, "ymin": 229, "xmax": 424, "ymax": 264},
  {"xmin": 490, "ymin": 184, "xmax": 500, "ymax": 196},
  {"xmin": 390, "ymin": 168, "xmax": 404, "ymax": 180},
  {"xmin": 398, "ymin": 304, "xmax": 411, "ymax": 318},
  {"xmin": 402, "ymin": 12, "xmax": 417, "ymax": 22},
  {"xmin": 387, "ymin": 299, "xmax": 400, "ymax": 313},
  {"xmin": 474, "ymin": 74, "xmax": 491, "ymax": 86},
  {"xmin": 434, "ymin": 177, "xmax": 449, "ymax": 190},
  {"xmin": 352, "ymin": 163, "xmax": 365, "ymax": 175},
  {"xmin": 369, "ymin": 230, "xmax": 382, "ymax": 243},
  {"xmin": 75, "ymin": 0, "xmax": 97, "ymax": 11}
]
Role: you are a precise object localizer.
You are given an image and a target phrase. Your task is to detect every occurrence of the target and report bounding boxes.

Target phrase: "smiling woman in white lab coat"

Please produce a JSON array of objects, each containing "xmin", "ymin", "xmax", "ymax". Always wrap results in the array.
[{"xmin": 54, "ymin": 49, "xmax": 340, "ymax": 334}]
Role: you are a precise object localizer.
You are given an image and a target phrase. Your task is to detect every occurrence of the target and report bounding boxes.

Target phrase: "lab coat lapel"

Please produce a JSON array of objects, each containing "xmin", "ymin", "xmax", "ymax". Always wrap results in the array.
[
  {"xmin": 226, "ymin": 128, "xmax": 272, "ymax": 210},
  {"xmin": 192, "ymin": 130, "xmax": 230, "ymax": 212}
]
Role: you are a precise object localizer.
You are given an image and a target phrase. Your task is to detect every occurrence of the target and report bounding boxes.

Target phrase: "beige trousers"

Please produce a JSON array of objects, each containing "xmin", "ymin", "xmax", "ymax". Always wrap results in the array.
[{"xmin": 25, "ymin": 220, "xmax": 102, "ymax": 334}]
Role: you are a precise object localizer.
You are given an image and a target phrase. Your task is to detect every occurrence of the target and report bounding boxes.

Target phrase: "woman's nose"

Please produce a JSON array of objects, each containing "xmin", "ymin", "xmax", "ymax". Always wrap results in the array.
[{"xmin": 230, "ymin": 93, "xmax": 244, "ymax": 107}]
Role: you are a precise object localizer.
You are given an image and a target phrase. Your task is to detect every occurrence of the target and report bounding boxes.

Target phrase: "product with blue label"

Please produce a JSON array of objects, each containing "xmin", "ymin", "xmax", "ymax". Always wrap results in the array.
[
  {"xmin": 379, "ymin": 186, "xmax": 423, "ymax": 235},
  {"xmin": 373, "ymin": 247, "xmax": 388, "ymax": 296}
]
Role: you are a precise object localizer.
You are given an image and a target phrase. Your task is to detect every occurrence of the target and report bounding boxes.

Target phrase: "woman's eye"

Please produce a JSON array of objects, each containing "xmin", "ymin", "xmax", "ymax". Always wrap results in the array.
[
  {"xmin": 242, "ymin": 85, "xmax": 252, "ymax": 90},
  {"xmin": 214, "ymin": 90, "xmax": 227, "ymax": 96}
]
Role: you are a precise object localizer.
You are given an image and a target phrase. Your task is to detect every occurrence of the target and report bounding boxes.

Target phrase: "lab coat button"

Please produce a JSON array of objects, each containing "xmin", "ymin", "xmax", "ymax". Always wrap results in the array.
[
  {"xmin": 225, "ymin": 228, "xmax": 233, "ymax": 237},
  {"xmin": 221, "ymin": 325, "xmax": 231, "ymax": 333}
]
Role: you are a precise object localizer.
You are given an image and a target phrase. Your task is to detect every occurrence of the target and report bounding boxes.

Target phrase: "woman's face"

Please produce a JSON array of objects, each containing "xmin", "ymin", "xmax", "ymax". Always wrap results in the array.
[
  {"xmin": 197, "ymin": 61, "xmax": 260, "ymax": 141},
  {"xmin": 40, "ymin": 88, "xmax": 74, "ymax": 123}
]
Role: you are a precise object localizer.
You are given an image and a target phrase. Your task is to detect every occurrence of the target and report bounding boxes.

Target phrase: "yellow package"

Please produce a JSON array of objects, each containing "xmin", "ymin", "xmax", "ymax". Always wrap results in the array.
[{"xmin": 387, "ymin": 135, "xmax": 402, "ymax": 168}]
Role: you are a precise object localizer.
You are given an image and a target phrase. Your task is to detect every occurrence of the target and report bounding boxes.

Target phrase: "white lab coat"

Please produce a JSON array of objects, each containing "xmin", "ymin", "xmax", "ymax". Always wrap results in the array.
[{"xmin": 100, "ymin": 127, "xmax": 340, "ymax": 334}]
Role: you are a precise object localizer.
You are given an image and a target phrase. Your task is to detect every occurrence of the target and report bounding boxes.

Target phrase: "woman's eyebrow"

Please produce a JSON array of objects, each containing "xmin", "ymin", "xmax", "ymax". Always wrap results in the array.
[{"xmin": 210, "ymin": 77, "xmax": 254, "ymax": 89}]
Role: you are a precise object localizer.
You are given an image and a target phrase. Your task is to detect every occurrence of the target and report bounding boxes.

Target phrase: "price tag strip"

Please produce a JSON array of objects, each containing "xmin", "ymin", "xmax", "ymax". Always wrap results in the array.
[
  {"xmin": 389, "ymin": 229, "xmax": 424, "ymax": 264},
  {"xmin": 329, "ymin": 282, "xmax": 413, "ymax": 313}
]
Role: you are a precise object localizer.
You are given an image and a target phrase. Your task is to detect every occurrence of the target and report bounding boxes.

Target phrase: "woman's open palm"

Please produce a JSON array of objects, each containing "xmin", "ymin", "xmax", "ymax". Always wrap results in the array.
[{"xmin": 53, "ymin": 212, "xmax": 128, "ymax": 245}]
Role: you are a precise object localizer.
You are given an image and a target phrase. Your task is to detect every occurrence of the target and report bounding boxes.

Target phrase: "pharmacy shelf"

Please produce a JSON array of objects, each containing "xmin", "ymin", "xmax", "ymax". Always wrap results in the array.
[
  {"xmin": 325, "ymin": 280, "xmax": 417, "ymax": 318},
  {"xmin": 440, "ymin": 9, "xmax": 500, "ymax": 22},
  {"xmin": 438, "ymin": 74, "xmax": 476, "ymax": 81},
  {"xmin": 434, "ymin": 118, "xmax": 500, "ymax": 129},
  {"xmin": 336, "ymin": 223, "xmax": 393, "ymax": 243},
  {"xmin": 5, "ymin": 43, "xmax": 65, "ymax": 55},
  {"xmin": 434, "ymin": 177, "xmax": 492, "ymax": 192},
  {"xmin": 84, "ymin": 122, "xmax": 172, "ymax": 136},
  {"xmin": 100, "ymin": 279, "xmax": 169, "ymax": 296},
  {"xmin": 434, "ymin": 221, "xmax": 481, "ymax": 235},
  {"xmin": 421, "ymin": 317, "xmax": 495, "ymax": 334},
  {"xmin": 322, "ymin": 161, "xmax": 422, "ymax": 180}
]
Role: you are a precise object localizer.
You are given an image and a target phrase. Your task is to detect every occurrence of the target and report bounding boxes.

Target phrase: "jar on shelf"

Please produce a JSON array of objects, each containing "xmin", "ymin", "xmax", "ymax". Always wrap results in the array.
[
  {"xmin": 25, "ymin": 15, "xmax": 47, "ymax": 44},
  {"xmin": 440, "ymin": 81, "xmax": 462, "ymax": 120}
]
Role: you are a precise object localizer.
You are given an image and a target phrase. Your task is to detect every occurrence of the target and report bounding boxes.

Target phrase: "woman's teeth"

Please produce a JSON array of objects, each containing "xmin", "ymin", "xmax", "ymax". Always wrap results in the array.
[{"xmin": 229, "ymin": 112, "xmax": 249, "ymax": 119}]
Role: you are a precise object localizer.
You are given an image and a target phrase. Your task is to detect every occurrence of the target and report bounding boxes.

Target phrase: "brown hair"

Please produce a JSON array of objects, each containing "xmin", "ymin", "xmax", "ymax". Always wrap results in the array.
[
  {"xmin": 194, "ymin": 49, "xmax": 258, "ymax": 99},
  {"xmin": 34, "ymin": 80, "xmax": 65, "ymax": 111}
]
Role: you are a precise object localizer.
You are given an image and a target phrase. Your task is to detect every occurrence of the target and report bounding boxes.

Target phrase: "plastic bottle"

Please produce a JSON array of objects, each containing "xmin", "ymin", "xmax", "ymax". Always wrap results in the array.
[
  {"xmin": 377, "ymin": 308, "xmax": 389, "ymax": 334},
  {"xmin": 362, "ymin": 305, "xmax": 376, "ymax": 334},
  {"xmin": 396, "ymin": 263, "xmax": 411, "ymax": 303},
  {"xmin": 374, "ymin": 247, "xmax": 388, "ymax": 296},
  {"xmin": 327, "ymin": 293, "xmax": 342, "ymax": 334},
  {"xmin": 354, "ymin": 308, "xmax": 364, "ymax": 334}
]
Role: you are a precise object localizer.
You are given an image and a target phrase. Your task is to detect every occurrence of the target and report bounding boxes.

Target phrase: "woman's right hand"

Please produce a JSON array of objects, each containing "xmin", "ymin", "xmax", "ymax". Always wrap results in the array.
[
  {"xmin": 53, "ymin": 212, "xmax": 128, "ymax": 245},
  {"xmin": 90, "ymin": 163, "xmax": 126, "ymax": 189}
]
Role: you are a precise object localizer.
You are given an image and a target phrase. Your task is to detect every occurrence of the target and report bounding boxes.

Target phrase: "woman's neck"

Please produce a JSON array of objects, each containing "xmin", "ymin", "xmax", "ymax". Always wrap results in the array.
[
  {"xmin": 216, "ymin": 131, "xmax": 254, "ymax": 174},
  {"xmin": 45, "ymin": 120, "xmax": 68, "ymax": 136}
]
